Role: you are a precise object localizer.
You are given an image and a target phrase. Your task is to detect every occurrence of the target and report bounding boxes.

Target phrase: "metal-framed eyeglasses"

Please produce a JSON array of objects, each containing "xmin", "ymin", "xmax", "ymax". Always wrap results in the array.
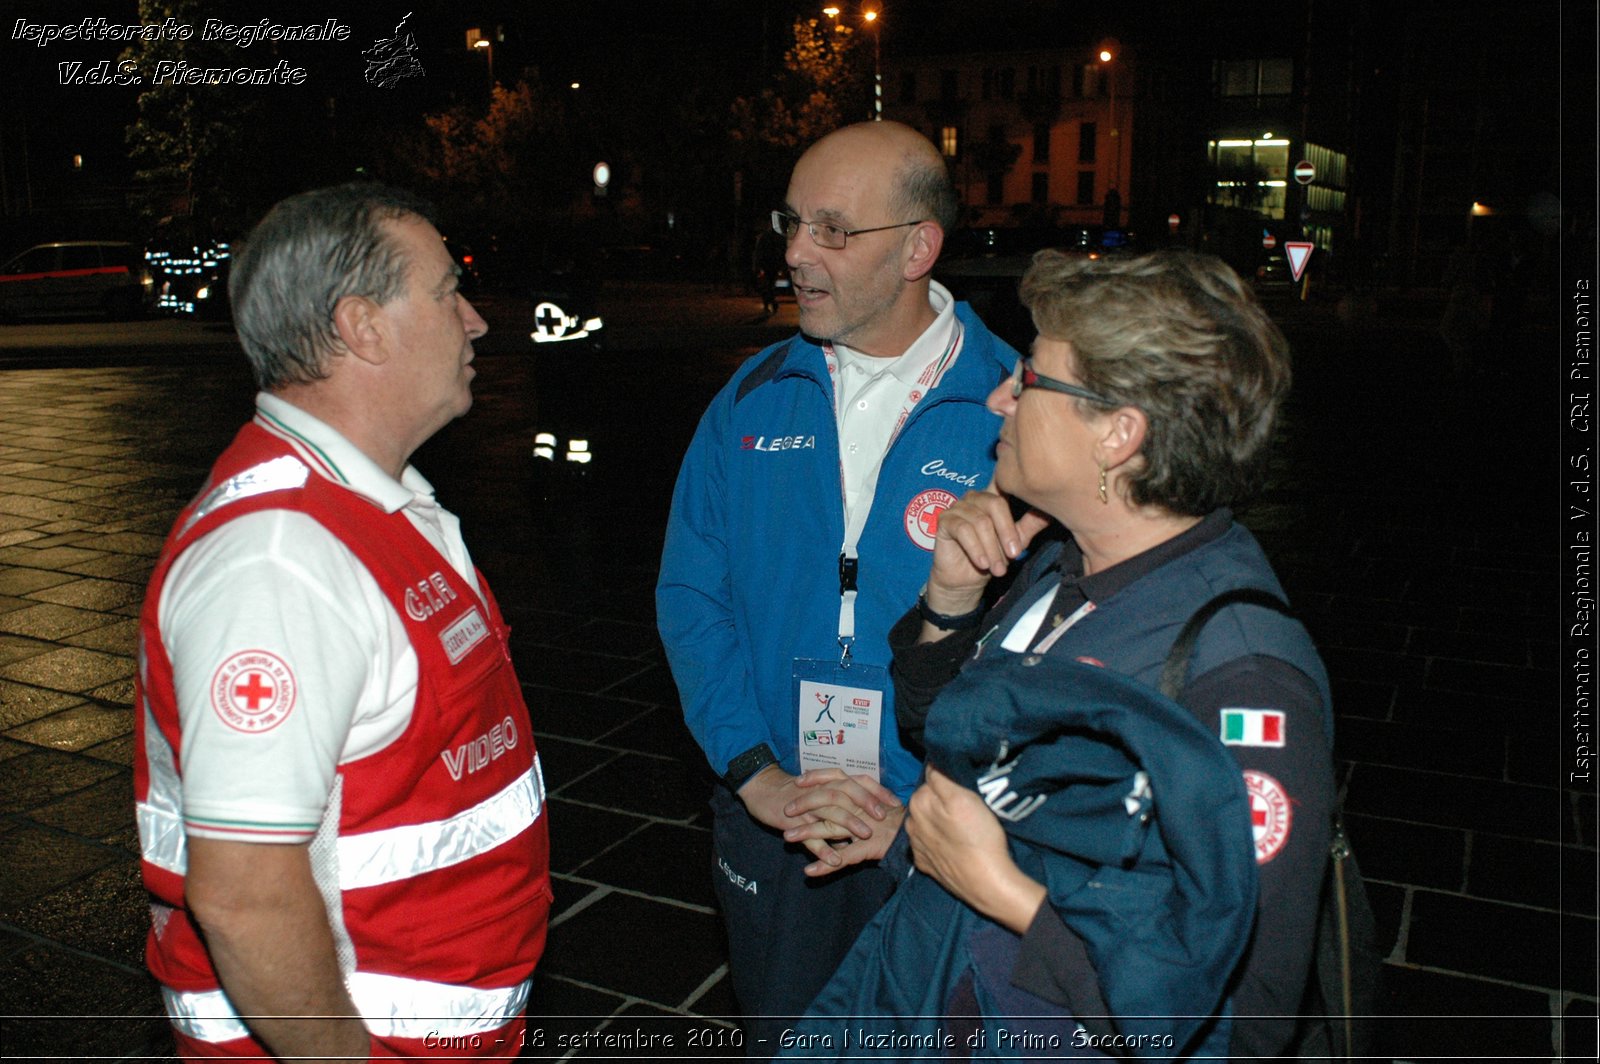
[
  {"xmin": 1010, "ymin": 357, "xmax": 1118, "ymax": 406},
  {"xmin": 771, "ymin": 209, "xmax": 925, "ymax": 250}
]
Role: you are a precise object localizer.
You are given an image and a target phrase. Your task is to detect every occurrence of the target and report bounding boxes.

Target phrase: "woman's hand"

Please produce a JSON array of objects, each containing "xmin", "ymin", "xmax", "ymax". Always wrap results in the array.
[
  {"xmin": 924, "ymin": 486, "xmax": 1051, "ymax": 625},
  {"xmin": 905, "ymin": 766, "xmax": 1046, "ymax": 935}
]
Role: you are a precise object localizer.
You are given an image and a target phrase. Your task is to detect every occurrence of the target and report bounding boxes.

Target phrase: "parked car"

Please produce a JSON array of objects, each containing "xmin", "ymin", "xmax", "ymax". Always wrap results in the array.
[
  {"xmin": 937, "ymin": 226, "xmax": 1138, "ymax": 351},
  {"xmin": 1253, "ymin": 252, "xmax": 1297, "ymax": 291},
  {"xmin": 146, "ymin": 239, "xmax": 233, "ymax": 320},
  {"xmin": 0, "ymin": 241, "xmax": 156, "ymax": 321}
]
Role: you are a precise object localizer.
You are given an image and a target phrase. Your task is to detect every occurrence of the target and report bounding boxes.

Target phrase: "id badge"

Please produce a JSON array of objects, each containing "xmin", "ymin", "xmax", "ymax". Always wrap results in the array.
[{"xmin": 792, "ymin": 657, "xmax": 889, "ymax": 779}]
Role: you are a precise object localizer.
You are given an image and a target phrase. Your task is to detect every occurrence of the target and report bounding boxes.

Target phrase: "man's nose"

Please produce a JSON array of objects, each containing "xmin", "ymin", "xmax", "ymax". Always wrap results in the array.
[
  {"xmin": 460, "ymin": 297, "xmax": 488, "ymax": 340},
  {"xmin": 785, "ymin": 229, "xmax": 813, "ymax": 269}
]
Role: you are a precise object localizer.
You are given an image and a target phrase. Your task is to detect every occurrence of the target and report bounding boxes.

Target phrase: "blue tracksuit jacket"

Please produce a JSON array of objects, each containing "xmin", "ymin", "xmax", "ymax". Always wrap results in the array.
[{"xmin": 657, "ymin": 304, "xmax": 1017, "ymax": 799}]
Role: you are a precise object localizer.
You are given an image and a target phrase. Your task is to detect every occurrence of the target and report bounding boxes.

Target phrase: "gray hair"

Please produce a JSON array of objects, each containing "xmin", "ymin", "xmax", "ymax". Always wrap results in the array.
[
  {"xmin": 229, "ymin": 183, "xmax": 437, "ymax": 390},
  {"xmin": 890, "ymin": 154, "xmax": 959, "ymax": 234},
  {"xmin": 1018, "ymin": 248, "xmax": 1291, "ymax": 516}
]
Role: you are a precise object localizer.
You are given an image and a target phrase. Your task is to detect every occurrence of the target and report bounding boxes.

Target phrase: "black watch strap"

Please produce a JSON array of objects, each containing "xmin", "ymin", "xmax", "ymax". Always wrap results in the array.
[
  {"xmin": 916, "ymin": 592, "xmax": 986, "ymax": 631},
  {"xmin": 723, "ymin": 743, "xmax": 779, "ymax": 791}
]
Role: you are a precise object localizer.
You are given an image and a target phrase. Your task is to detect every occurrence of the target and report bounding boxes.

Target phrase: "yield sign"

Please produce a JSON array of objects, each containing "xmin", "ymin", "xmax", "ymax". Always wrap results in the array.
[{"xmin": 1284, "ymin": 241, "xmax": 1314, "ymax": 282}]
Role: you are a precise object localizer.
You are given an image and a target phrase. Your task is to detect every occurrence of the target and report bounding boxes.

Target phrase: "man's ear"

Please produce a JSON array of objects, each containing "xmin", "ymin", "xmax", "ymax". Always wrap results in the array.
[
  {"xmin": 903, "ymin": 222, "xmax": 944, "ymax": 282},
  {"xmin": 1097, "ymin": 405, "xmax": 1148, "ymax": 471},
  {"xmin": 331, "ymin": 294, "xmax": 388, "ymax": 366}
]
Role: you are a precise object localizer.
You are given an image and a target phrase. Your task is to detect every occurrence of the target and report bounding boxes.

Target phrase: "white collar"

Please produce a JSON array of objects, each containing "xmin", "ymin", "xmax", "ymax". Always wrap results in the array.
[
  {"xmin": 833, "ymin": 279, "xmax": 957, "ymax": 385},
  {"xmin": 253, "ymin": 392, "xmax": 434, "ymax": 516}
]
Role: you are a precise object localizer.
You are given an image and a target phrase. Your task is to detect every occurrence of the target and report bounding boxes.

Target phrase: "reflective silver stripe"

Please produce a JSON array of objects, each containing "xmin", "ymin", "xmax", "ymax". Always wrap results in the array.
[
  {"xmin": 178, "ymin": 455, "xmax": 310, "ymax": 538},
  {"xmin": 161, "ymin": 986, "xmax": 251, "ymax": 1044},
  {"xmin": 352, "ymin": 971, "xmax": 530, "ymax": 1038},
  {"xmin": 337, "ymin": 756, "xmax": 545, "ymax": 891},
  {"xmin": 311, "ymin": 776, "xmax": 358, "ymax": 975},
  {"xmin": 163, "ymin": 975, "xmax": 530, "ymax": 1043},
  {"xmin": 138, "ymin": 704, "xmax": 188, "ymax": 875}
]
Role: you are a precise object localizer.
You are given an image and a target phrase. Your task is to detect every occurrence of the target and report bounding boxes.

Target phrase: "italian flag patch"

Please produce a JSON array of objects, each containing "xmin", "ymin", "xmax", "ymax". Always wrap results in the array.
[{"xmin": 1221, "ymin": 708, "xmax": 1285, "ymax": 747}]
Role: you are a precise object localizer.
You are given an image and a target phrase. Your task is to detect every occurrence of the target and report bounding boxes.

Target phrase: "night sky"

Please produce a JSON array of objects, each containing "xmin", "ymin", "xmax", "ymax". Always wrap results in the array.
[{"xmin": 0, "ymin": 0, "xmax": 1585, "ymax": 247}]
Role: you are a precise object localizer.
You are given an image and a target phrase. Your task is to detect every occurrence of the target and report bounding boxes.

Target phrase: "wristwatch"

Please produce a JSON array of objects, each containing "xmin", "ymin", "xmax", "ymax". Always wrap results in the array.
[
  {"xmin": 916, "ymin": 590, "xmax": 986, "ymax": 631},
  {"xmin": 723, "ymin": 743, "xmax": 778, "ymax": 791}
]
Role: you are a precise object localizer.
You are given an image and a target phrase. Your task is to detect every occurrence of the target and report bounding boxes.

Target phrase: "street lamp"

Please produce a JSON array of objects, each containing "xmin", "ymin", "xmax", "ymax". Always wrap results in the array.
[
  {"xmin": 1097, "ymin": 39, "xmax": 1121, "ymax": 222},
  {"xmin": 823, "ymin": 3, "xmax": 883, "ymax": 121},
  {"xmin": 473, "ymin": 37, "xmax": 494, "ymax": 92}
]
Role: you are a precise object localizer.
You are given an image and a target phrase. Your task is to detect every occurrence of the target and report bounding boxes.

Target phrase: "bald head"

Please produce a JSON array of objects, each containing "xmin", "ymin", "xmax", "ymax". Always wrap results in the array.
[
  {"xmin": 799, "ymin": 122, "xmax": 958, "ymax": 234},
  {"xmin": 783, "ymin": 121, "xmax": 955, "ymax": 355}
]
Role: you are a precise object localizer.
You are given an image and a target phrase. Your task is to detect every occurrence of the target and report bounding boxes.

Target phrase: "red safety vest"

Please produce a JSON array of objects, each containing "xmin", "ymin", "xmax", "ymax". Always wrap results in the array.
[{"xmin": 135, "ymin": 422, "xmax": 550, "ymax": 1058}]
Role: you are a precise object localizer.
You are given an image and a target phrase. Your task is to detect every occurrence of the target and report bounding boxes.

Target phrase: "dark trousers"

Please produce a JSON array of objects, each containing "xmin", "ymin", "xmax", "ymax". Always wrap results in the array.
[{"xmin": 710, "ymin": 786, "xmax": 897, "ymax": 1055}]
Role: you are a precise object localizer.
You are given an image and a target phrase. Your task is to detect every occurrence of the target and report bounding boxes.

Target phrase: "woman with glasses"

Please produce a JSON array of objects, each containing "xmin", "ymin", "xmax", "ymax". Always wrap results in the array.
[{"xmin": 783, "ymin": 249, "xmax": 1336, "ymax": 1059}]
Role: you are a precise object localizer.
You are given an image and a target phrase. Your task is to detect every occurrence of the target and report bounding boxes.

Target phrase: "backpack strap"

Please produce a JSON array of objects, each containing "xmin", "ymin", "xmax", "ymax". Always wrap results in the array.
[{"xmin": 1158, "ymin": 587, "xmax": 1293, "ymax": 701}]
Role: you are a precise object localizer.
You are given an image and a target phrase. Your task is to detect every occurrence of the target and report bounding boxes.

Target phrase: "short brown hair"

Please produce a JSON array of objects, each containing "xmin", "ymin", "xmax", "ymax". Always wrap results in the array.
[{"xmin": 1018, "ymin": 249, "xmax": 1290, "ymax": 515}]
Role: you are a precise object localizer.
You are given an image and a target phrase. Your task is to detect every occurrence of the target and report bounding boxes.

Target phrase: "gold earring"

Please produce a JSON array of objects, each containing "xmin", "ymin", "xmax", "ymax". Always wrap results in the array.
[{"xmin": 1098, "ymin": 463, "xmax": 1109, "ymax": 505}]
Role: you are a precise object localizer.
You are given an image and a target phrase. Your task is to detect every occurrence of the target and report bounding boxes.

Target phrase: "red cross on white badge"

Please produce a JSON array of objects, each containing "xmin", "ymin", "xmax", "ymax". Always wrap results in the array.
[
  {"xmin": 211, "ymin": 650, "xmax": 297, "ymax": 734},
  {"xmin": 1243, "ymin": 770, "xmax": 1291, "ymax": 864},
  {"xmin": 233, "ymin": 672, "xmax": 274, "ymax": 710},
  {"xmin": 904, "ymin": 489, "xmax": 957, "ymax": 551}
]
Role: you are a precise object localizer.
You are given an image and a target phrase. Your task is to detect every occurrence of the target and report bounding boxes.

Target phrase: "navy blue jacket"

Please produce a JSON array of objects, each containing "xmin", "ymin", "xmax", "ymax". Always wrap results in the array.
[
  {"xmin": 786, "ymin": 518, "xmax": 1333, "ymax": 1060},
  {"xmin": 785, "ymin": 655, "xmax": 1257, "ymax": 1059}
]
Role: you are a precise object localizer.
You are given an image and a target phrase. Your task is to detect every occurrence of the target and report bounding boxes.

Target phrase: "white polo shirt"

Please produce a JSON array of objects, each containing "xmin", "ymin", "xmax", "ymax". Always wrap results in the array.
[
  {"xmin": 157, "ymin": 394, "xmax": 482, "ymax": 844},
  {"xmin": 831, "ymin": 279, "xmax": 960, "ymax": 528}
]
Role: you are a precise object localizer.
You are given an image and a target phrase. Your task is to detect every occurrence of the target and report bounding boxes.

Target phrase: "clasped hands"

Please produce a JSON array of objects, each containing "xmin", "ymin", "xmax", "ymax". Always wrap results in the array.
[
  {"xmin": 742, "ymin": 762, "xmax": 1043, "ymax": 932},
  {"xmin": 741, "ymin": 486, "xmax": 1052, "ymax": 922},
  {"xmin": 738, "ymin": 763, "xmax": 906, "ymax": 877}
]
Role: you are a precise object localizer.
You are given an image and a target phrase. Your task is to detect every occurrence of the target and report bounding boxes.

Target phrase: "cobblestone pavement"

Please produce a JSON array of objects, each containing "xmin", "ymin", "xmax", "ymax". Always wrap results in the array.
[{"xmin": 0, "ymin": 286, "xmax": 1593, "ymax": 1061}]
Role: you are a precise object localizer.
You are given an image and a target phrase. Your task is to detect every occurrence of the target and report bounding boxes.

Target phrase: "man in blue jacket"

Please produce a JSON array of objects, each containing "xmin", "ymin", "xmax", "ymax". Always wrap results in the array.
[{"xmin": 657, "ymin": 121, "xmax": 1017, "ymax": 1047}]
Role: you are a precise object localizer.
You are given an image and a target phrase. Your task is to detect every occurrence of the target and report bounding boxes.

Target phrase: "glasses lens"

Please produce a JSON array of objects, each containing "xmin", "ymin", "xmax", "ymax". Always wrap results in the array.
[
  {"xmin": 1011, "ymin": 359, "xmax": 1028, "ymax": 397},
  {"xmin": 814, "ymin": 224, "xmax": 846, "ymax": 250}
]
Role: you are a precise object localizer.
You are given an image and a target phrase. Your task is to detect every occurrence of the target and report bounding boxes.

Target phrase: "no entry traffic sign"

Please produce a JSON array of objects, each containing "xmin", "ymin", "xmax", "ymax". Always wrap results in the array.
[{"xmin": 1293, "ymin": 160, "xmax": 1315, "ymax": 185}]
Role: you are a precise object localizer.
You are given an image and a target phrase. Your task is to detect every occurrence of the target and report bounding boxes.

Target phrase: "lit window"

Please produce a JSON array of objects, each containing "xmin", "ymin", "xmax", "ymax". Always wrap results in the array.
[{"xmin": 941, "ymin": 126, "xmax": 959, "ymax": 157}]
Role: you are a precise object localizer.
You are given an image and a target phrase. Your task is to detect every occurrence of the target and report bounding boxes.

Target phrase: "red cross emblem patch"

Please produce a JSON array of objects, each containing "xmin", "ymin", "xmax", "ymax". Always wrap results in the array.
[
  {"xmin": 1242, "ymin": 770, "xmax": 1291, "ymax": 864},
  {"xmin": 904, "ymin": 488, "xmax": 957, "ymax": 551},
  {"xmin": 210, "ymin": 650, "xmax": 297, "ymax": 734}
]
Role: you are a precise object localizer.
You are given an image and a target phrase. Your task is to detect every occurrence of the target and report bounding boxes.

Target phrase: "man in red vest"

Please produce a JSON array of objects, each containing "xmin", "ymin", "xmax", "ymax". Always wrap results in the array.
[{"xmin": 134, "ymin": 183, "xmax": 551, "ymax": 1060}]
